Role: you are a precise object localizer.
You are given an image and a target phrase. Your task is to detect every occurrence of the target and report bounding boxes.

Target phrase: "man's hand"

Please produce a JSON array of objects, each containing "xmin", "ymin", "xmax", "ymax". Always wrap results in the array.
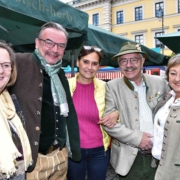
[
  {"xmin": 138, "ymin": 132, "xmax": 153, "ymax": 150},
  {"xmin": 98, "ymin": 111, "xmax": 119, "ymax": 128}
]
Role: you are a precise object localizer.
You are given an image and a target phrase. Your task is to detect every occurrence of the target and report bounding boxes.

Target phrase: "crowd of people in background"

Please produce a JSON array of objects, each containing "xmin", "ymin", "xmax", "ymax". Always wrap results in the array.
[{"xmin": 0, "ymin": 22, "xmax": 180, "ymax": 180}]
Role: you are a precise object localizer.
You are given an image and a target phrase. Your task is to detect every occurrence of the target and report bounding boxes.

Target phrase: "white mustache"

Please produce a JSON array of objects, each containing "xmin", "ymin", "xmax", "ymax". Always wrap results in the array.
[{"xmin": 123, "ymin": 67, "xmax": 137, "ymax": 71}]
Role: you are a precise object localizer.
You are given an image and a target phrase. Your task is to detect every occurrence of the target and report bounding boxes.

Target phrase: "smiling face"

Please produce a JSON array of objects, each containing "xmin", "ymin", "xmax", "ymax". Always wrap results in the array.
[
  {"xmin": 0, "ymin": 48, "xmax": 11, "ymax": 93},
  {"xmin": 118, "ymin": 53, "xmax": 145, "ymax": 85},
  {"xmin": 35, "ymin": 28, "xmax": 67, "ymax": 65},
  {"xmin": 77, "ymin": 52, "xmax": 100, "ymax": 84},
  {"xmin": 169, "ymin": 64, "xmax": 180, "ymax": 98}
]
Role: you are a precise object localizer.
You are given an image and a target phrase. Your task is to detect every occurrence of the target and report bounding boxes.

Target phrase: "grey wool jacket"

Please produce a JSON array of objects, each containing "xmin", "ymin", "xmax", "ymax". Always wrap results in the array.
[{"xmin": 103, "ymin": 74, "xmax": 169, "ymax": 176}]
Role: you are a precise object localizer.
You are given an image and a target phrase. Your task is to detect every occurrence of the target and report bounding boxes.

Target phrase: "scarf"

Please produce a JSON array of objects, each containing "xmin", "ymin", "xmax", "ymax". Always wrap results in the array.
[
  {"xmin": 0, "ymin": 89, "xmax": 32, "ymax": 178},
  {"xmin": 34, "ymin": 49, "xmax": 69, "ymax": 117}
]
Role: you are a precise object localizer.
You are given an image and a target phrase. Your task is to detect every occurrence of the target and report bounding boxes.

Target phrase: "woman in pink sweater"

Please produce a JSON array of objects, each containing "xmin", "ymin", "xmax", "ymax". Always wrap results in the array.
[{"xmin": 67, "ymin": 46, "xmax": 119, "ymax": 180}]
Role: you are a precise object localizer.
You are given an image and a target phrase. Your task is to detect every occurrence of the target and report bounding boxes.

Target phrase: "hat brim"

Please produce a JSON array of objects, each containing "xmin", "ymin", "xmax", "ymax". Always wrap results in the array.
[{"xmin": 112, "ymin": 50, "xmax": 148, "ymax": 60}]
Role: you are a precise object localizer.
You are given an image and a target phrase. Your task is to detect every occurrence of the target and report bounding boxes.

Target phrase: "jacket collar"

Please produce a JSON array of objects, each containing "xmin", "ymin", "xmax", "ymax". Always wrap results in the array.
[
  {"xmin": 123, "ymin": 74, "xmax": 149, "ymax": 93},
  {"xmin": 72, "ymin": 72, "xmax": 100, "ymax": 90},
  {"xmin": 153, "ymin": 92, "xmax": 172, "ymax": 117}
]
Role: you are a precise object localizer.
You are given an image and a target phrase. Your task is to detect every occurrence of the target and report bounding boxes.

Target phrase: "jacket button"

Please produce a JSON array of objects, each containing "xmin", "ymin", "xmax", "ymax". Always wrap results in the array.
[
  {"xmin": 135, "ymin": 106, "xmax": 138, "ymax": 109},
  {"xmin": 36, "ymin": 111, "xmax": 41, "ymax": 115},
  {"xmin": 135, "ymin": 118, "xmax": 138, "ymax": 121},
  {"xmin": 134, "ymin": 95, "xmax": 138, "ymax": 98},
  {"xmin": 35, "ymin": 126, "xmax": 40, "ymax": 131},
  {"xmin": 34, "ymin": 141, "xmax": 38, "ymax": 146},
  {"xmin": 39, "ymin": 83, "xmax": 42, "ymax": 87},
  {"xmin": 38, "ymin": 97, "xmax": 42, "ymax": 101},
  {"xmin": 40, "ymin": 69, "xmax": 43, "ymax": 73}
]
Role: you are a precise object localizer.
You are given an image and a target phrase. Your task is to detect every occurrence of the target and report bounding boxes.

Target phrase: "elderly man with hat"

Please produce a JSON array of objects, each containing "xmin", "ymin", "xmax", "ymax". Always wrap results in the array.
[{"xmin": 102, "ymin": 42, "xmax": 170, "ymax": 179}]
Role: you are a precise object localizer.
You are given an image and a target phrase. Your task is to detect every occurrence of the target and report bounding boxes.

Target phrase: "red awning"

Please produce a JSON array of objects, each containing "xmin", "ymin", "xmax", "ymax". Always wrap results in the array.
[{"xmin": 65, "ymin": 69, "xmax": 155, "ymax": 80}]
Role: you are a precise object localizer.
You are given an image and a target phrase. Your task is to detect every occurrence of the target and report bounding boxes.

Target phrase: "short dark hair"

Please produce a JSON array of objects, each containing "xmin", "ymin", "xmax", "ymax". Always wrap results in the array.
[
  {"xmin": 0, "ymin": 41, "xmax": 17, "ymax": 88},
  {"xmin": 37, "ymin": 22, "xmax": 69, "ymax": 41},
  {"xmin": 77, "ymin": 46, "xmax": 103, "ymax": 63},
  {"xmin": 166, "ymin": 54, "xmax": 180, "ymax": 82}
]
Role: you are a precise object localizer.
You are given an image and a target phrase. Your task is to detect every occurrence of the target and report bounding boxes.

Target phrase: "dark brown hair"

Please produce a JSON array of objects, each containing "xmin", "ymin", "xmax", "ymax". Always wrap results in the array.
[
  {"xmin": 0, "ymin": 41, "xmax": 17, "ymax": 88},
  {"xmin": 77, "ymin": 46, "xmax": 103, "ymax": 63}
]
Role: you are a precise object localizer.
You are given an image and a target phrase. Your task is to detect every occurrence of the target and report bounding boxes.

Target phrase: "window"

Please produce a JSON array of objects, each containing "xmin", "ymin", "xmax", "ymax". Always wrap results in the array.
[
  {"xmin": 93, "ymin": 14, "xmax": 99, "ymax": 26},
  {"xmin": 155, "ymin": 32, "xmax": 164, "ymax": 48},
  {"xmin": 135, "ymin": 6, "xmax": 143, "ymax": 21},
  {"xmin": 155, "ymin": 2, "xmax": 164, "ymax": 17},
  {"xmin": 73, "ymin": 0, "xmax": 79, "ymax": 4},
  {"xmin": 116, "ymin": 11, "xmax": 123, "ymax": 24},
  {"xmin": 135, "ymin": 35, "xmax": 144, "ymax": 45},
  {"xmin": 178, "ymin": 29, "xmax": 180, "ymax": 32},
  {"xmin": 178, "ymin": 0, "xmax": 180, "ymax": 13}
]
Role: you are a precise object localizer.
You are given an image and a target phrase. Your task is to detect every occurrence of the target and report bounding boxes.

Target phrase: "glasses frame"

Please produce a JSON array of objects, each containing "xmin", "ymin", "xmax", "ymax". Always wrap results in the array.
[
  {"xmin": 118, "ymin": 57, "xmax": 141, "ymax": 66},
  {"xmin": 38, "ymin": 38, "xmax": 66, "ymax": 50},
  {"xmin": 0, "ymin": 62, "xmax": 12, "ymax": 71},
  {"xmin": 83, "ymin": 45, "xmax": 102, "ymax": 52}
]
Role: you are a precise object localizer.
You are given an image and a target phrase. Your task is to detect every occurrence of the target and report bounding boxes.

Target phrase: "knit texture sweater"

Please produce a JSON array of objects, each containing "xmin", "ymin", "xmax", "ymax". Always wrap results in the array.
[{"xmin": 72, "ymin": 82, "xmax": 103, "ymax": 148}]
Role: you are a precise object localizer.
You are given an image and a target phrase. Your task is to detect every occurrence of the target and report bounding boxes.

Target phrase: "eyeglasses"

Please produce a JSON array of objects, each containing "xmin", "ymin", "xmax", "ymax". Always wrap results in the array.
[
  {"xmin": 118, "ymin": 57, "xmax": 141, "ymax": 66},
  {"xmin": 0, "ymin": 62, "xmax": 12, "ymax": 71},
  {"xmin": 83, "ymin": 46, "xmax": 102, "ymax": 52},
  {"xmin": 38, "ymin": 38, "xmax": 66, "ymax": 50}
]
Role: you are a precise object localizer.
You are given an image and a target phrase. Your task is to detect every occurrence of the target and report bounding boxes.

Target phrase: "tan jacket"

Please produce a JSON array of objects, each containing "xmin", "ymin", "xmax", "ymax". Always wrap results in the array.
[
  {"xmin": 68, "ymin": 73, "xmax": 111, "ymax": 151},
  {"xmin": 103, "ymin": 74, "xmax": 169, "ymax": 176},
  {"xmin": 153, "ymin": 93, "xmax": 180, "ymax": 180}
]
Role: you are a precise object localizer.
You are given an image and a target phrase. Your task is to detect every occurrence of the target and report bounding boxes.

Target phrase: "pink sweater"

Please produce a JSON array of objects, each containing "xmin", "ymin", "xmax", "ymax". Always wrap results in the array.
[{"xmin": 72, "ymin": 81, "xmax": 103, "ymax": 148}]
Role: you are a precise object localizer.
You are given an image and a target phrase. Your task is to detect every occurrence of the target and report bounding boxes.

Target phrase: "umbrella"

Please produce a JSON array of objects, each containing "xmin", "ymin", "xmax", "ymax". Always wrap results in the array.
[
  {"xmin": 85, "ymin": 24, "xmax": 169, "ymax": 67},
  {"xmin": 155, "ymin": 32, "xmax": 180, "ymax": 54},
  {"xmin": 0, "ymin": 0, "xmax": 88, "ymax": 50}
]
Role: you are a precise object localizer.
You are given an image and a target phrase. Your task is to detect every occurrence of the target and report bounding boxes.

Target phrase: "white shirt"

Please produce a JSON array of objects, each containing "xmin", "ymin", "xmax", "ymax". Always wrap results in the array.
[
  {"xmin": 131, "ymin": 80, "xmax": 154, "ymax": 138},
  {"xmin": 152, "ymin": 90, "xmax": 180, "ymax": 160}
]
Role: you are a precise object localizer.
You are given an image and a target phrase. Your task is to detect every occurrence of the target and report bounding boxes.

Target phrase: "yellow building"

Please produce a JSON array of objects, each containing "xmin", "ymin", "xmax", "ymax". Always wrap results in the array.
[{"xmin": 67, "ymin": 0, "xmax": 180, "ymax": 56}]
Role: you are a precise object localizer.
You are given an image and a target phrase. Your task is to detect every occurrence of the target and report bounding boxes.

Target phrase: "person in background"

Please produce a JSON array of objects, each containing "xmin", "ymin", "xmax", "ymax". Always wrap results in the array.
[
  {"xmin": 9, "ymin": 22, "xmax": 80, "ymax": 180},
  {"xmin": 152, "ymin": 54, "xmax": 180, "ymax": 180},
  {"xmin": 67, "ymin": 45, "xmax": 119, "ymax": 180},
  {"xmin": 103, "ymin": 41, "xmax": 170, "ymax": 180},
  {"xmin": 0, "ymin": 41, "xmax": 32, "ymax": 179}
]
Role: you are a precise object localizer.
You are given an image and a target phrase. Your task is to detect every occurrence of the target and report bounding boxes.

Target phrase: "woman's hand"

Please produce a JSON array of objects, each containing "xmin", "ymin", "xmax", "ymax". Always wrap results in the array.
[{"xmin": 98, "ymin": 111, "xmax": 119, "ymax": 128}]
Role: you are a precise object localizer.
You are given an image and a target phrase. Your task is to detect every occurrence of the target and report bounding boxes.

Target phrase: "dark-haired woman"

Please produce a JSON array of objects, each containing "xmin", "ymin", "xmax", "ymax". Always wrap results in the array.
[{"xmin": 67, "ymin": 46, "xmax": 119, "ymax": 180}]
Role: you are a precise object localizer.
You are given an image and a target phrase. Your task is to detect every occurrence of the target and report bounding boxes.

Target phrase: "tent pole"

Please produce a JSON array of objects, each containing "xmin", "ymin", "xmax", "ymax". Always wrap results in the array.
[
  {"xmin": 0, "ymin": 25, "xmax": 9, "ymax": 33},
  {"xmin": 71, "ymin": 49, "xmax": 75, "ymax": 77}
]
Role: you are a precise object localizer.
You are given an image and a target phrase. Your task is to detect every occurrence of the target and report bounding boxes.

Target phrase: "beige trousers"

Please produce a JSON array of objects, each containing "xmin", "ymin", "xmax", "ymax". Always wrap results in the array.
[{"xmin": 27, "ymin": 147, "xmax": 67, "ymax": 180}]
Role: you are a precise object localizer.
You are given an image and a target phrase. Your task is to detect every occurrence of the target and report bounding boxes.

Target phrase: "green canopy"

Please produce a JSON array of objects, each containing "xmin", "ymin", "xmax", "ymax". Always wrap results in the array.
[
  {"xmin": 85, "ymin": 24, "xmax": 169, "ymax": 67},
  {"xmin": 156, "ymin": 32, "xmax": 180, "ymax": 54},
  {"xmin": 0, "ymin": 0, "xmax": 88, "ymax": 50}
]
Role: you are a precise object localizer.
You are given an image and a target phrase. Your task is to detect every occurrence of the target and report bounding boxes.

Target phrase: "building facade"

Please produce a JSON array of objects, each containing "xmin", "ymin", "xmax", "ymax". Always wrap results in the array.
[{"xmin": 66, "ymin": 0, "xmax": 180, "ymax": 56}]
